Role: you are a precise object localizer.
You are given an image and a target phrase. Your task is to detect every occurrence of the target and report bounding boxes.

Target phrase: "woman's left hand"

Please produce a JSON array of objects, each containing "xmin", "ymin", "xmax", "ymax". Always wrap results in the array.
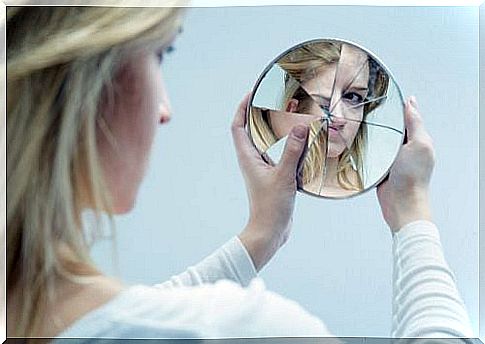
[{"xmin": 233, "ymin": 93, "xmax": 309, "ymax": 272}]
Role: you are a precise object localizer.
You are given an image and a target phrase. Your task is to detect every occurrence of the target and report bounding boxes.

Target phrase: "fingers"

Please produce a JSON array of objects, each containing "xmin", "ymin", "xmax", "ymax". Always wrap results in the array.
[
  {"xmin": 403, "ymin": 96, "xmax": 435, "ymax": 160},
  {"xmin": 231, "ymin": 92, "xmax": 251, "ymax": 130},
  {"xmin": 404, "ymin": 96, "xmax": 428, "ymax": 143},
  {"xmin": 231, "ymin": 92, "xmax": 262, "ymax": 166},
  {"xmin": 278, "ymin": 125, "xmax": 309, "ymax": 179}
]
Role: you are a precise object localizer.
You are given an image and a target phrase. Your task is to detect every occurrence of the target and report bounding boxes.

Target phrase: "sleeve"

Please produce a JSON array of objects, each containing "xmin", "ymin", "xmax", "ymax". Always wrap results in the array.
[
  {"xmin": 102, "ymin": 279, "xmax": 337, "ymax": 339},
  {"xmin": 196, "ymin": 278, "xmax": 337, "ymax": 339},
  {"xmin": 391, "ymin": 220, "xmax": 474, "ymax": 339},
  {"xmin": 153, "ymin": 236, "xmax": 258, "ymax": 289}
]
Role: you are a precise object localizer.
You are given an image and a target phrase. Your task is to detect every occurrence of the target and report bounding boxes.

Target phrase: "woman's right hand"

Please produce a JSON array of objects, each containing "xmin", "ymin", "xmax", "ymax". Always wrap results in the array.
[
  {"xmin": 233, "ymin": 93, "xmax": 309, "ymax": 271},
  {"xmin": 376, "ymin": 96, "xmax": 435, "ymax": 233}
]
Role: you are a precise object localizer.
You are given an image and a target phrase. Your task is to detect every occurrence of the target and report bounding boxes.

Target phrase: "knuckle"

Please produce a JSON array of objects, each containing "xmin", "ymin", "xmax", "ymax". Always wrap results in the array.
[
  {"xmin": 276, "ymin": 166, "xmax": 295, "ymax": 181},
  {"xmin": 412, "ymin": 110, "xmax": 423, "ymax": 122},
  {"xmin": 408, "ymin": 103, "xmax": 421, "ymax": 116},
  {"xmin": 416, "ymin": 139, "xmax": 434, "ymax": 157},
  {"xmin": 426, "ymin": 135, "xmax": 434, "ymax": 149},
  {"xmin": 286, "ymin": 139, "xmax": 302, "ymax": 155},
  {"xmin": 423, "ymin": 134, "xmax": 434, "ymax": 147}
]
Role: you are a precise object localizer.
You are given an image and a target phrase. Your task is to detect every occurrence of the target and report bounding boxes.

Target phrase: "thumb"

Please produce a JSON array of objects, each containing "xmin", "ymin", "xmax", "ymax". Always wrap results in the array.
[{"xmin": 278, "ymin": 125, "xmax": 308, "ymax": 179}]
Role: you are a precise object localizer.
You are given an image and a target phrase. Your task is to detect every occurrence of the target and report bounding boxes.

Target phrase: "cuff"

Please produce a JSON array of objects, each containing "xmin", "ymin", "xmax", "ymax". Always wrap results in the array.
[
  {"xmin": 392, "ymin": 220, "xmax": 444, "ymax": 262},
  {"xmin": 393, "ymin": 220, "xmax": 440, "ymax": 241},
  {"xmin": 223, "ymin": 236, "xmax": 258, "ymax": 286}
]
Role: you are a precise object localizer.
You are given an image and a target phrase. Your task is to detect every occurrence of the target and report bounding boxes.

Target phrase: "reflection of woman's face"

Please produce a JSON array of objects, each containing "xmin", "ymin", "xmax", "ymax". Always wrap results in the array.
[
  {"xmin": 267, "ymin": 44, "xmax": 370, "ymax": 158},
  {"xmin": 302, "ymin": 44, "xmax": 370, "ymax": 158},
  {"xmin": 268, "ymin": 109, "xmax": 320, "ymax": 141}
]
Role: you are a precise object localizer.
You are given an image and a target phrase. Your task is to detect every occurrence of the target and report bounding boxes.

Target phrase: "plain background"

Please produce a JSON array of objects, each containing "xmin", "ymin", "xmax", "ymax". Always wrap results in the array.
[
  {"xmin": 90, "ymin": 6, "xmax": 479, "ymax": 337},
  {"xmin": 478, "ymin": 2, "xmax": 483, "ymax": 341}
]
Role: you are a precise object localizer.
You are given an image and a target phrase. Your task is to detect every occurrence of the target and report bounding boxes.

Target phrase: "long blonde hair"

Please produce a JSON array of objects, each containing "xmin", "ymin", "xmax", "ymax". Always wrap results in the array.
[
  {"xmin": 250, "ymin": 41, "xmax": 389, "ymax": 193},
  {"xmin": 6, "ymin": 4, "xmax": 186, "ymax": 336}
]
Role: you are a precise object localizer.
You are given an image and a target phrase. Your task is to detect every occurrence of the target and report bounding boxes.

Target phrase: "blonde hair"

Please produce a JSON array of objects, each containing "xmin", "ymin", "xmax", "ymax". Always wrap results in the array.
[
  {"xmin": 6, "ymin": 4, "xmax": 186, "ymax": 336},
  {"xmin": 250, "ymin": 41, "xmax": 389, "ymax": 193}
]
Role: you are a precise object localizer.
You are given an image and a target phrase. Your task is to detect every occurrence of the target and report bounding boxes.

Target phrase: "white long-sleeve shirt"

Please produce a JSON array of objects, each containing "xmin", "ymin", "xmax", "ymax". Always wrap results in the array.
[{"xmin": 54, "ymin": 220, "xmax": 474, "ymax": 340}]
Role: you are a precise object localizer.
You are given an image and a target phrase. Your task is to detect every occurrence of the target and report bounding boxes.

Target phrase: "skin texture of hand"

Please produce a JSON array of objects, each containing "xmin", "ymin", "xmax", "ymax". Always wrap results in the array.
[
  {"xmin": 377, "ymin": 96, "xmax": 435, "ymax": 233},
  {"xmin": 233, "ymin": 93, "xmax": 309, "ymax": 272}
]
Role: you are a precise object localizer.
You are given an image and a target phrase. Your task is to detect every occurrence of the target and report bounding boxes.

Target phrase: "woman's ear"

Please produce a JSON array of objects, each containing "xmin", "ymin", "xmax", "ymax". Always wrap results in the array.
[{"xmin": 286, "ymin": 99, "xmax": 299, "ymax": 113}]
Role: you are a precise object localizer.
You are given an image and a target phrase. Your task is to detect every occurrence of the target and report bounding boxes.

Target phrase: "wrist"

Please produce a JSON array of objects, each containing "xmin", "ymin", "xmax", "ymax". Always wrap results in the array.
[
  {"xmin": 391, "ymin": 190, "xmax": 432, "ymax": 232},
  {"xmin": 238, "ymin": 223, "xmax": 283, "ymax": 272}
]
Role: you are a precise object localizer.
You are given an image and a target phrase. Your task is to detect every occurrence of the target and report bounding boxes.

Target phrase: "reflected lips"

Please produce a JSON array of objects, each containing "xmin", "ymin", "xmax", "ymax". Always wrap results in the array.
[{"xmin": 328, "ymin": 125, "xmax": 342, "ymax": 139}]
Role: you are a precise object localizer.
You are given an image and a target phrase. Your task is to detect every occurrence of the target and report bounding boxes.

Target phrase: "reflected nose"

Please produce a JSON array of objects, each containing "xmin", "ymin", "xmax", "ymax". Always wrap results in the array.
[{"xmin": 328, "ymin": 100, "xmax": 346, "ymax": 127}]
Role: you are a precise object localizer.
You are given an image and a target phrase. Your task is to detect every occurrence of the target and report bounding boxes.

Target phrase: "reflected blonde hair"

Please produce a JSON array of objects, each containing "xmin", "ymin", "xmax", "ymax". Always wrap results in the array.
[
  {"xmin": 251, "ymin": 41, "xmax": 388, "ymax": 192},
  {"xmin": 6, "ymin": 4, "xmax": 186, "ymax": 336}
]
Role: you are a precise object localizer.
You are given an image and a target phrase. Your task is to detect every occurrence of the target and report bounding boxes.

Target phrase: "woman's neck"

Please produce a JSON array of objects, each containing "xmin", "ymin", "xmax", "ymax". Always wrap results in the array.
[
  {"xmin": 7, "ymin": 245, "xmax": 125, "ymax": 338},
  {"xmin": 8, "ymin": 273, "xmax": 124, "ymax": 338},
  {"xmin": 323, "ymin": 157, "xmax": 340, "ymax": 188}
]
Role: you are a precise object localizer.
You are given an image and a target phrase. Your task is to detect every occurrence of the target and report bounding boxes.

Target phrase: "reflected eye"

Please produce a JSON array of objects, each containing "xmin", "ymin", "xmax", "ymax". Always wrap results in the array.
[
  {"xmin": 317, "ymin": 99, "xmax": 330, "ymax": 111},
  {"xmin": 343, "ymin": 92, "xmax": 364, "ymax": 105}
]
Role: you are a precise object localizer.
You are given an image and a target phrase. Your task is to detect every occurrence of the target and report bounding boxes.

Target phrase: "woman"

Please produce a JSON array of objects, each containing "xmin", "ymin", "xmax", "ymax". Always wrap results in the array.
[
  {"xmin": 6, "ymin": 5, "xmax": 473, "ymax": 340},
  {"xmin": 250, "ymin": 41, "xmax": 389, "ymax": 197}
]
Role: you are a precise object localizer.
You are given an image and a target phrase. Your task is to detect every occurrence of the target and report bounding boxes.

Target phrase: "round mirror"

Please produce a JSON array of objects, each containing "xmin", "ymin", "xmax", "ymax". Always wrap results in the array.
[{"xmin": 247, "ymin": 38, "xmax": 405, "ymax": 199}]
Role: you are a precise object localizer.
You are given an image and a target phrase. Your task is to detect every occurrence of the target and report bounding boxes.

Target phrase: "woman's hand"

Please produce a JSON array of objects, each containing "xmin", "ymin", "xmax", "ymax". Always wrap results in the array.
[
  {"xmin": 377, "ymin": 96, "xmax": 435, "ymax": 233},
  {"xmin": 232, "ymin": 93, "xmax": 309, "ymax": 271}
]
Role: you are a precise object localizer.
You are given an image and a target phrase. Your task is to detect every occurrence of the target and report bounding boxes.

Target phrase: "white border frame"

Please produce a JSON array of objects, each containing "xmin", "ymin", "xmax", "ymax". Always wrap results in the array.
[{"xmin": 0, "ymin": 1, "xmax": 482, "ymax": 342}]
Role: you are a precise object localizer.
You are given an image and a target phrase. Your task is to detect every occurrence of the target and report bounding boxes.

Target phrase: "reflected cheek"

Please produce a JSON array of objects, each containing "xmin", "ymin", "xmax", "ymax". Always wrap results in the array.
[
  {"xmin": 346, "ymin": 107, "xmax": 364, "ymax": 121},
  {"xmin": 342, "ymin": 106, "xmax": 363, "ymax": 139},
  {"xmin": 308, "ymin": 103, "xmax": 324, "ymax": 117},
  {"xmin": 345, "ymin": 123, "xmax": 361, "ymax": 144},
  {"xmin": 270, "ymin": 117, "xmax": 291, "ymax": 139}
]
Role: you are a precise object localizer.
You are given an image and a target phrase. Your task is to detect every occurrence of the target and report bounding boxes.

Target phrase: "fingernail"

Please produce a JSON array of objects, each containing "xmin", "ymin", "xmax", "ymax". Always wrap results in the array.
[
  {"xmin": 410, "ymin": 96, "xmax": 418, "ymax": 108},
  {"xmin": 292, "ymin": 125, "xmax": 308, "ymax": 140}
]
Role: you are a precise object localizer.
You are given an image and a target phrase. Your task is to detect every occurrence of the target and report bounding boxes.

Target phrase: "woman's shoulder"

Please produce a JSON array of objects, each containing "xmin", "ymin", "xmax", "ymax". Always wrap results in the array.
[{"xmin": 55, "ymin": 278, "xmax": 331, "ymax": 340}]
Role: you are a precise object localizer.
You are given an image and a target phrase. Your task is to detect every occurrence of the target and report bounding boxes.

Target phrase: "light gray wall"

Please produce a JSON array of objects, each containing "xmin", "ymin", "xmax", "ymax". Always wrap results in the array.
[{"xmin": 91, "ymin": 6, "xmax": 479, "ymax": 337}]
